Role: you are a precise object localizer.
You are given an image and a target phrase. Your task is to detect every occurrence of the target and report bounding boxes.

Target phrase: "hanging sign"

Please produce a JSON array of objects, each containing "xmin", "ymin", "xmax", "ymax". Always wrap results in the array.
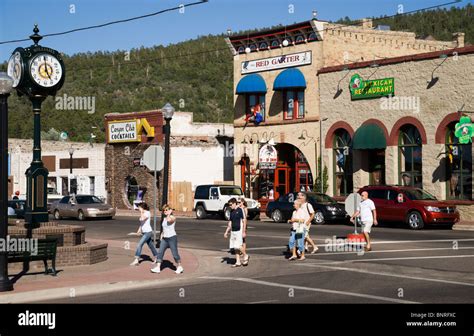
[
  {"xmin": 455, "ymin": 116, "xmax": 474, "ymax": 144},
  {"xmin": 259, "ymin": 144, "xmax": 277, "ymax": 169},
  {"xmin": 349, "ymin": 74, "xmax": 394, "ymax": 100}
]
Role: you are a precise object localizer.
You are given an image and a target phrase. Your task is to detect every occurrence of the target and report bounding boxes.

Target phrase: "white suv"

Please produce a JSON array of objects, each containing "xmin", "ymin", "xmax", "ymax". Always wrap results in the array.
[{"xmin": 193, "ymin": 185, "xmax": 260, "ymax": 220}]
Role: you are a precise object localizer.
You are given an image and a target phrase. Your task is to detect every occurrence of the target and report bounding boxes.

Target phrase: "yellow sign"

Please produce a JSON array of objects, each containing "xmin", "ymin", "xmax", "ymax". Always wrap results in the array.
[{"xmin": 108, "ymin": 118, "xmax": 155, "ymax": 143}]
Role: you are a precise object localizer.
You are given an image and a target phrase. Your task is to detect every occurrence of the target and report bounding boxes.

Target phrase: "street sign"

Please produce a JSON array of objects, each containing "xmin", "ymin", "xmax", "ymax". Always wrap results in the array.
[
  {"xmin": 345, "ymin": 192, "xmax": 362, "ymax": 234},
  {"xmin": 143, "ymin": 145, "xmax": 164, "ymax": 171},
  {"xmin": 344, "ymin": 192, "xmax": 361, "ymax": 216}
]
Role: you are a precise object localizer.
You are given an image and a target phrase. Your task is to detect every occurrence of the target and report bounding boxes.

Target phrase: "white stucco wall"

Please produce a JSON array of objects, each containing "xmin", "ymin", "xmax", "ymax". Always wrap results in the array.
[
  {"xmin": 171, "ymin": 146, "xmax": 226, "ymax": 190},
  {"xmin": 8, "ymin": 139, "xmax": 106, "ymax": 199}
]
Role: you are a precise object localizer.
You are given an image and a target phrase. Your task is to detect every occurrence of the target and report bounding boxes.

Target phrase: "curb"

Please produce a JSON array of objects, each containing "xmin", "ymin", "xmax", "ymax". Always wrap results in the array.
[{"xmin": 0, "ymin": 277, "xmax": 191, "ymax": 303}]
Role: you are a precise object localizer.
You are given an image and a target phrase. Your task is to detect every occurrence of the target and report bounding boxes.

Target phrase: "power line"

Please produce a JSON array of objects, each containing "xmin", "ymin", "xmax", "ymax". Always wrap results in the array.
[{"xmin": 0, "ymin": 0, "xmax": 208, "ymax": 45}]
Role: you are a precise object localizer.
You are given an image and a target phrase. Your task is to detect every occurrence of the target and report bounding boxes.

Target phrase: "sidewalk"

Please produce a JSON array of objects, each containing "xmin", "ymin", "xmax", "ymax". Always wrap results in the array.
[{"xmin": 0, "ymin": 238, "xmax": 199, "ymax": 303}]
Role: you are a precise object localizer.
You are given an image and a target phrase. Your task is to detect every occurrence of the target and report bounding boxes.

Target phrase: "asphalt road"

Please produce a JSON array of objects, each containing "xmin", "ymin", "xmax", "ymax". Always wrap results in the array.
[{"xmin": 46, "ymin": 215, "xmax": 474, "ymax": 303}]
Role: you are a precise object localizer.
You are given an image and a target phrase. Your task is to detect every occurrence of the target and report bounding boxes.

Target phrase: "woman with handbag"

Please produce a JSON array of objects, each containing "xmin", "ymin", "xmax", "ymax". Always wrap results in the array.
[{"xmin": 288, "ymin": 200, "xmax": 307, "ymax": 261}]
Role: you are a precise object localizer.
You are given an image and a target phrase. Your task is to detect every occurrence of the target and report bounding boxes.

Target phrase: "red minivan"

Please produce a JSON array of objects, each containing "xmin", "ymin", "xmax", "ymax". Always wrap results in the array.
[{"xmin": 358, "ymin": 186, "xmax": 460, "ymax": 230}]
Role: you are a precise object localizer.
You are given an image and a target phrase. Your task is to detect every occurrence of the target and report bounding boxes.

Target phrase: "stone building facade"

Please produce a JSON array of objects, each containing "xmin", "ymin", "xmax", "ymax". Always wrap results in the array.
[
  {"xmin": 318, "ymin": 46, "xmax": 474, "ymax": 218},
  {"xmin": 226, "ymin": 18, "xmax": 463, "ymax": 207},
  {"xmin": 104, "ymin": 110, "xmax": 234, "ymax": 210}
]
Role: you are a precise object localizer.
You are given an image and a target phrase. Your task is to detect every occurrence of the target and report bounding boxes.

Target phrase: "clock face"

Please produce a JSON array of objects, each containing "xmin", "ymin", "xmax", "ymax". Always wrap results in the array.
[
  {"xmin": 7, "ymin": 52, "xmax": 23, "ymax": 88},
  {"xmin": 30, "ymin": 53, "xmax": 63, "ymax": 88}
]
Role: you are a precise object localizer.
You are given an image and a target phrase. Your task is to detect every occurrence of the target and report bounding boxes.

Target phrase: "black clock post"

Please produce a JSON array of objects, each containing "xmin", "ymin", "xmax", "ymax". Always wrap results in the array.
[{"xmin": 9, "ymin": 25, "xmax": 66, "ymax": 228}]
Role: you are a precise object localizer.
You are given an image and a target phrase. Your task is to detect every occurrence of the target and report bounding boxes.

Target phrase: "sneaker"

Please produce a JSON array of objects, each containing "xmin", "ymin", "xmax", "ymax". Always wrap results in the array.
[
  {"xmin": 130, "ymin": 258, "xmax": 139, "ymax": 266},
  {"xmin": 175, "ymin": 266, "xmax": 184, "ymax": 274},
  {"xmin": 150, "ymin": 266, "xmax": 161, "ymax": 273}
]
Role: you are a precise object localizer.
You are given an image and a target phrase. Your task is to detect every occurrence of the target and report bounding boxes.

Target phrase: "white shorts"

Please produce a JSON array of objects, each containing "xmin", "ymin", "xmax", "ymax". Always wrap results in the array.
[
  {"xmin": 230, "ymin": 230, "xmax": 243, "ymax": 250},
  {"xmin": 362, "ymin": 221, "xmax": 373, "ymax": 233}
]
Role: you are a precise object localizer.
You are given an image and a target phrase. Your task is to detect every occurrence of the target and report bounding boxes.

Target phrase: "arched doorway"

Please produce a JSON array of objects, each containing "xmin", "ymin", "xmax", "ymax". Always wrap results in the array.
[
  {"xmin": 446, "ymin": 121, "xmax": 472, "ymax": 200},
  {"xmin": 256, "ymin": 143, "xmax": 313, "ymax": 201},
  {"xmin": 124, "ymin": 176, "xmax": 139, "ymax": 209}
]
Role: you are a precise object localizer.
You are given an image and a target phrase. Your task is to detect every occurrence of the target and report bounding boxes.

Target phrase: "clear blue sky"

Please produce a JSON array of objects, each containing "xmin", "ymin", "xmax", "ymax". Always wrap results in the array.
[{"xmin": 0, "ymin": 0, "xmax": 470, "ymax": 62}]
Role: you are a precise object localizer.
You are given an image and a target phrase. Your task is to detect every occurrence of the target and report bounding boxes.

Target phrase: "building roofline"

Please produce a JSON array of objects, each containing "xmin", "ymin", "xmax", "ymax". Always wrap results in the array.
[
  {"xmin": 317, "ymin": 45, "xmax": 474, "ymax": 75},
  {"xmin": 229, "ymin": 20, "xmax": 317, "ymax": 42}
]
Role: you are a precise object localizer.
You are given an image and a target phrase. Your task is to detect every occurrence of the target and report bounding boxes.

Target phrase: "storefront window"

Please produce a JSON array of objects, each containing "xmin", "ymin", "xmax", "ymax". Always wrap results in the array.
[
  {"xmin": 446, "ymin": 123, "xmax": 472, "ymax": 200},
  {"xmin": 333, "ymin": 129, "xmax": 353, "ymax": 196},
  {"xmin": 284, "ymin": 90, "xmax": 304, "ymax": 120},
  {"xmin": 398, "ymin": 125, "xmax": 422, "ymax": 188},
  {"xmin": 246, "ymin": 94, "xmax": 265, "ymax": 121}
]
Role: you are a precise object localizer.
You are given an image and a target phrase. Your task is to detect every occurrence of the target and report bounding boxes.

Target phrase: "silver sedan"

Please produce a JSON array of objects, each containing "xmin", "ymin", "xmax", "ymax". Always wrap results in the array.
[{"xmin": 52, "ymin": 195, "xmax": 116, "ymax": 221}]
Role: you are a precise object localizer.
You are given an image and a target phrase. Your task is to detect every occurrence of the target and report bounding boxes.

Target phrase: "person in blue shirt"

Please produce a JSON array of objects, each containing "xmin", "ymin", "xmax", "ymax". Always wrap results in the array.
[{"xmin": 224, "ymin": 198, "xmax": 249, "ymax": 267}]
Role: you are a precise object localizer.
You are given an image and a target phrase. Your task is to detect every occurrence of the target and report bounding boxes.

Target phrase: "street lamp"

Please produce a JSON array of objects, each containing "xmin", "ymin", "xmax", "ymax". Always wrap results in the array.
[
  {"xmin": 161, "ymin": 103, "xmax": 175, "ymax": 207},
  {"xmin": 319, "ymin": 117, "xmax": 328, "ymax": 194},
  {"xmin": 0, "ymin": 72, "xmax": 14, "ymax": 292},
  {"xmin": 68, "ymin": 147, "xmax": 75, "ymax": 195}
]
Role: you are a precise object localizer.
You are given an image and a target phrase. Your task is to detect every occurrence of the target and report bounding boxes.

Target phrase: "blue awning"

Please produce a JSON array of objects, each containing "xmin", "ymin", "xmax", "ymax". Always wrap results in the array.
[
  {"xmin": 273, "ymin": 68, "xmax": 307, "ymax": 91},
  {"xmin": 236, "ymin": 74, "xmax": 267, "ymax": 94}
]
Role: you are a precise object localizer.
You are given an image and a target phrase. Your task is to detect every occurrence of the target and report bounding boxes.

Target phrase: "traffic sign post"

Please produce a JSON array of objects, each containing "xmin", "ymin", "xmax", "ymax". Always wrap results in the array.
[
  {"xmin": 143, "ymin": 145, "xmax": 164, "ymax": 245},
  {"xmin": 345, "ymin": 192, "xmax": 362, "ymax": 234}
]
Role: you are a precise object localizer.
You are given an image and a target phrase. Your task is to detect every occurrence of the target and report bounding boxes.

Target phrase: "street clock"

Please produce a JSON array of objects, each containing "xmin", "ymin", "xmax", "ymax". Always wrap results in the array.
[
  {"xmin": 8, "ymin": 25, "xmax": 65, "ymax": 97},
  {"xmin": 8, "ymin": 25, "xmax": 66, "ymax": 226}
]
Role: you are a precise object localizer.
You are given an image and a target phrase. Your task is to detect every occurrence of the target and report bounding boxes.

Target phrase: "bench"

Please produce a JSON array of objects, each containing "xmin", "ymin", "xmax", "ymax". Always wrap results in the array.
[{"xmin": 8, "ymin": 238, "xmax": 58, "ymax": 276}]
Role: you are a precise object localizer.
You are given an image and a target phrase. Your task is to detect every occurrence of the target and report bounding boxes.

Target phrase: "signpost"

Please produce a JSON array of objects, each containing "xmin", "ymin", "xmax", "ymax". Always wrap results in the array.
[
  {"xmin": 259, "ymin": 144, "xmax": 277, "ymax": 170},
  {"xmin": 345, "ymin": 192, "xmax": 362, "ymax": 234},
  {"xmin": 143, "ymin": 145, "xmax": 164, "ymax": 244}
]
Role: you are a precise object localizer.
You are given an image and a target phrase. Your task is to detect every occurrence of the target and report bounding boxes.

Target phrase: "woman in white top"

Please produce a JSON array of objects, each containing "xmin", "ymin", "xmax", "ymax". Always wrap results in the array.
[
  {"xmin": 151, "ymin": 204, "xmax": 184, "ymax": 274},
  {"xmin": 130, "ymin": 202, "xmax": 159, "ymax": 266},
  {"xmin": 288, "ymin": 200, "xmax": 306, "ymax": 261}
]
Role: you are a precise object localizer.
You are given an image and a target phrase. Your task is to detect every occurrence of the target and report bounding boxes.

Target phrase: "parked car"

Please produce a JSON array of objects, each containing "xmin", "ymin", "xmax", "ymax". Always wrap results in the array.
[
  {"xmin": 358, "ymin": 185, "xmax": 460, "ymax": 230},
  {"xmin": 51, "ymin": 195, "xmax": 116, "ymax": 221},
  {"xmin": 7, "ymin": 200, "xmax": 27, "ymax": 219},
  {"xmin": 47, "ymin": 192, "xmax": 64, "ymax": 214},
  {"xmin": 266, "ymin": 192, "xmax": 349, "ymax": 224},
  {"xmin": 193, "ymin": 185, "xmax": 260, "ymax": 220}
]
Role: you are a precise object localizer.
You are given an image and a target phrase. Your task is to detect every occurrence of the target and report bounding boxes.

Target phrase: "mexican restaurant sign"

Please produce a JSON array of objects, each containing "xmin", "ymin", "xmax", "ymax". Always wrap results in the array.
[
  {"xmin": 349, "ymin": 74, "xmax": 394, "ymax": 100},
  {"xmin": 259, "ymin": 144, "xmax": 278, "ymax": 169},
  {"xmin": 107, "ymin": 118, "xmax": 155, "ymax": 143},
  {"xmin": 455, "ymin": 116, "xmax": 474, "ymax": 144},
  {"xmin": 241, "ymin": 51, "xmax": 312, "ymax": 74}
]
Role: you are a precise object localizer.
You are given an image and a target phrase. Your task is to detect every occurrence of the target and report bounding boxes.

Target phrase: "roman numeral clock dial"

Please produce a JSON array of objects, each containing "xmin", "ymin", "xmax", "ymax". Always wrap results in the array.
[{"xmin": 29, "ymin": 53, "xmax": 63, "ymax": 88}]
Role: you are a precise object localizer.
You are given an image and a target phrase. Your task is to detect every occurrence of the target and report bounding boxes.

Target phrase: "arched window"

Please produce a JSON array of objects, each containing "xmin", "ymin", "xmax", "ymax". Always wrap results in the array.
[
  {"xmin": 308, "ymin": 32, "xmax": 317, "ymax": 41},
  {"xmin": 271, "ymin": 40, "xmax": 280, "ymax": 48},
  {"xmin": 237, "ymin": 46, "xmax": 245, "ymax": 54},
  {"xmin": 398, "ymin": 125, "xmax": 422, "ymax": 188},
  {"xmin": 333, "ymin": 129, "xmax": 353, "ymax": 196},
  {"xmin": 446, "ymin": 122, "xmax": 472, "ymax": 200},
  {"xmin": 259, "ymin": 42, "xmax": 268, "ymax": 49},
  {"xmin": 296, "ymin": 35, "xmax": 305, "ymax": 43}
]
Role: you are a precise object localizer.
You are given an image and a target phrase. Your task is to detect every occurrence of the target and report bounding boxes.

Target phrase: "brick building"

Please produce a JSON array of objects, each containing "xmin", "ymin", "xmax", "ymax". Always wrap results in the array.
[{"xmin": 225, "ymin": 18, "xmax": 465, "ymax": 209}]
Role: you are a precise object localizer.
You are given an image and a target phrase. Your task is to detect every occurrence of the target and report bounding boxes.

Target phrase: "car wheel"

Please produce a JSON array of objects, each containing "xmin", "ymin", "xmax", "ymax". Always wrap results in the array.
[
  {"xmin": 314, "ymin": 211, "xmax": 325, "ymax": 225},
  {"xmin": 407, "ymin": 211, "xmax": 424, "ymax": 230},
  {"xmin": 78, "ymin": 210, "xmax": 85, "ymax": 221},
  {"xmin": 224, "ymin": 206, "xmax": 231, "ymax": 221},
  {"xmin": 271, "ymin": 209, "xmax": 283, "ymax": 223},
  {"xmin": 53, "ymin": 210, "xmax": 61, "ymax": 220},
  {"xmin": 196, "ymin": 205, "xmax": 207, "ymax": 219}
]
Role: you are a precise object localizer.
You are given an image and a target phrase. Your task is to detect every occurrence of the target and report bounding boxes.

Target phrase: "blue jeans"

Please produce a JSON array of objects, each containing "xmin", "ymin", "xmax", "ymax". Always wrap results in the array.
[
  {"xmin": 135, "ymin": 231, "xmax": 159, "ymax": 258},
  {"xmin": 157, "ymin": 235, "xmax": 181, "ymax": 263},
  {"xmin": 288, "ymin": 230, "xmax": 305, "ymax": 253}
]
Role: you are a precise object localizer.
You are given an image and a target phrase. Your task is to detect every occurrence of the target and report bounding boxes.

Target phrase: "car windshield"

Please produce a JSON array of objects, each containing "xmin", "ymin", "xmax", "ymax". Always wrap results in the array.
[
  {"xmin": 308, "ymin": 193, "xmax": 337, "ymax": 204},
  {"xmin": 75, "ymin": 196, "xmax": 104, "ymax": 204},
  {"xmin": 404, "ymin": 189, "xmax": 437, "ymax": 201},
  {"xmin": 220, "ymin": 187, "xmax": 243, "ymax": 196}
]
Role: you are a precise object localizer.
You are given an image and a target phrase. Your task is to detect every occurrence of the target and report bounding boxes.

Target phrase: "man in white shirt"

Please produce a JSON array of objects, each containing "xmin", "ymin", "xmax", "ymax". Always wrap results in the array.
[{"xmin": 351, "ymin": 191, "xmax": 378, "ymax": 251}]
